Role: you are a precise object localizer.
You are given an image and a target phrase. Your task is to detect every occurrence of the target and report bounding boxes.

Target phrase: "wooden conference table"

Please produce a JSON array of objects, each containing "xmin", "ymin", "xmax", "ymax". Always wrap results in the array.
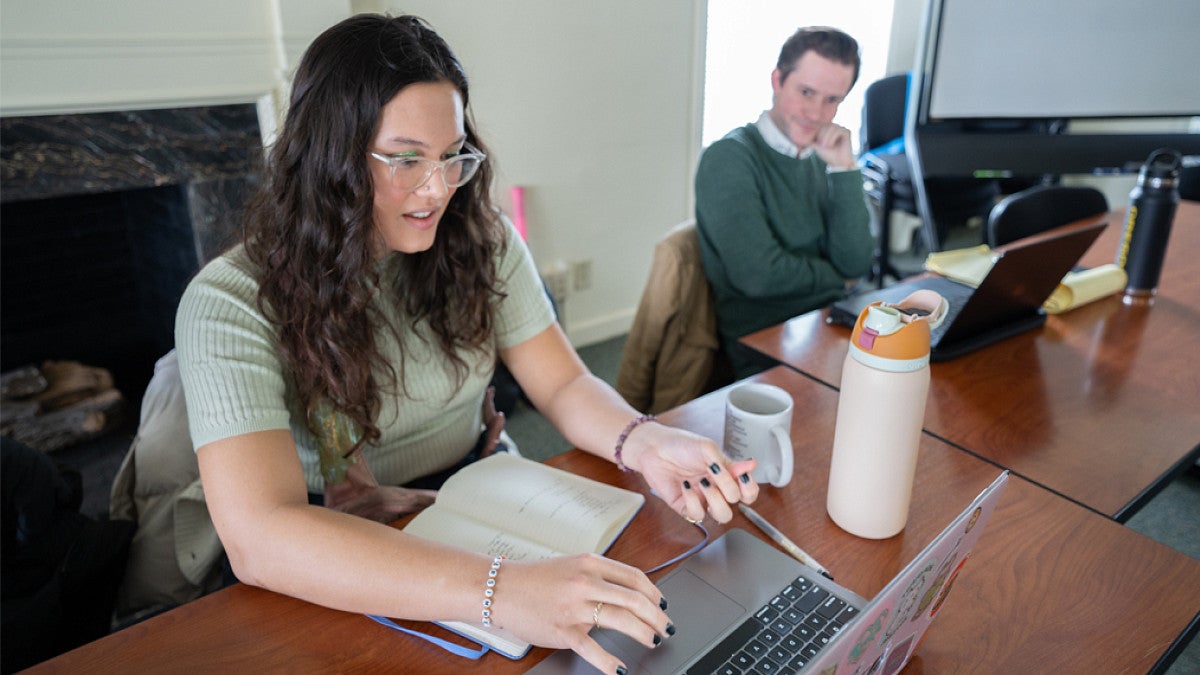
[
  {"xmin": 741, "ymin": 201, "xmax": 1200, "ymax": 521},
  {"xmin": 31, "ymin": 367, "xmax": 1200, "ymax": 674}
]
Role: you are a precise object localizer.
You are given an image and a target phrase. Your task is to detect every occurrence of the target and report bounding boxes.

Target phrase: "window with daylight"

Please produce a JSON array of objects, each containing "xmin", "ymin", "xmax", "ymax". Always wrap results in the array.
[{"xmin": 702, "ymin": 0, "xmax": 895, "ymax": 152}]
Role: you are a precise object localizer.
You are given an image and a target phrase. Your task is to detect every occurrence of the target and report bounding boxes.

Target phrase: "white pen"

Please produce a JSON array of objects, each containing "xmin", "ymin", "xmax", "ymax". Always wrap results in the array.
[{"xmin": 739, "ymin": 503, "xmax": 835, "ymax": 581}]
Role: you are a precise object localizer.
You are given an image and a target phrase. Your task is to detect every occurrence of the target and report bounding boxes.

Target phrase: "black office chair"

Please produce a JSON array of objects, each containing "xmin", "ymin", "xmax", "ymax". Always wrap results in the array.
[
  {"xmin": 858, "ymin": 74, "xmax": 910, "ymax": 285},
  {"xmin": 985, "ymin": 184, "xmax": 1108, "ymax": 248},
  {"xmin": 859, "ymin": 73, "xmax": 1001, "ymax": 282}
]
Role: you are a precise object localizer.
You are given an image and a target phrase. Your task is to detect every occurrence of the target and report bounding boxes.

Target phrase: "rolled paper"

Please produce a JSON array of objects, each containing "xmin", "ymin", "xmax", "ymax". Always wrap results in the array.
[
  {"xmin": 510, "ymin": 185, "xmax": 527, "ymax": 241},
  {"xmin": 1042, "ymin": 263, "xmax": 1128, "ymax": 314}
]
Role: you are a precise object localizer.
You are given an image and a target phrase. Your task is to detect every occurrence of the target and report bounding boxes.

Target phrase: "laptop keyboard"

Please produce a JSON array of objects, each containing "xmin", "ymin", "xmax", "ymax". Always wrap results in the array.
[{"xmin": 686, "ymin": 574, "xmax": 860, "ymax": 675}]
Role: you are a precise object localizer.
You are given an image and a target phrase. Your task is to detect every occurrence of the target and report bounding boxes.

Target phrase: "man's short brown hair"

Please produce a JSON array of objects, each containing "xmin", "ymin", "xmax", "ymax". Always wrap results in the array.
[{"xmin": 776, "ymin": 26, "xmax": 861, "ymax": 88}]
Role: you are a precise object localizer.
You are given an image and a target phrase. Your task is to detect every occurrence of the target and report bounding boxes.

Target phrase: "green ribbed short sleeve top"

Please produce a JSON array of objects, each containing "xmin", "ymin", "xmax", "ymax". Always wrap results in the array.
[{"xmin": 175, "ymin": 219, "xmax": 554, "ymax": 491}]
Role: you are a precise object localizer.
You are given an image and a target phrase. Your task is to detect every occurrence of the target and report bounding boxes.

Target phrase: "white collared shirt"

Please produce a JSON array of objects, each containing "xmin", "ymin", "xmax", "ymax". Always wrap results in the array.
[
  {"xmin": 755, "ymin": 111, "xmax": 854, "ymax": 172},
  {"xmin": 756, "ymin": 111, "xmax": 812, "ymax": 159}
]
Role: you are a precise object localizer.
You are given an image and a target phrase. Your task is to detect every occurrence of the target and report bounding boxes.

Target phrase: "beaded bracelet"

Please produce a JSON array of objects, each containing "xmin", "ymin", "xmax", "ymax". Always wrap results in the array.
[
  {"xmin": 481, "ymin": 555, "xmax": 505, "ymax": 627},
  {"xmin": 614, "ymin": 414, "xmax": 656, "ymax": 473}
]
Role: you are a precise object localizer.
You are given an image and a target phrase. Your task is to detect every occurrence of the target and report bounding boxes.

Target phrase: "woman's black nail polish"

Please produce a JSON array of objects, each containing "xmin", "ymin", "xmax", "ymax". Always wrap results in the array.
[
  {"xmin": 666, "ymin": 622, "xmax": 676, "ymax": 636},
  {"xmin": 660, "ymin": 597, "xmax": 668, "ymax": 610},
  {"xmin": 700, "ymin": 477, "xmax": 712, "ymax": 488},
  {"xmin": 653, "ymin": 634, "xmax": 662, "ymax": 646},
  {"xmin": 709, "ymin": 462, "xmax": 721, "ymax": 474},
  {"xmin": 683, "ymin": 480, "xmax": 692, "ymax": 490},
  {"xmin": 740, "ymin": 473, "xmax": 751, "ymax": 484},
  {"xmin": 617, "ymin": 667, "xmax": 628, "ymax": 675}
]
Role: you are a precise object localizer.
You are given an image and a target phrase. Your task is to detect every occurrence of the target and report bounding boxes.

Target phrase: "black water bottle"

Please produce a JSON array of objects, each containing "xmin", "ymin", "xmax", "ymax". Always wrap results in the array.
[{"xmin": 1115, "ymin": 148, "xmax": 1182, "ymax": 304}]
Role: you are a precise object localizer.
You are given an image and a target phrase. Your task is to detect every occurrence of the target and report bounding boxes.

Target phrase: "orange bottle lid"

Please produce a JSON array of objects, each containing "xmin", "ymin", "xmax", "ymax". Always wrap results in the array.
[{"xmin": 849, "ymin": 303, "xmax": 931, "ymax": 370}]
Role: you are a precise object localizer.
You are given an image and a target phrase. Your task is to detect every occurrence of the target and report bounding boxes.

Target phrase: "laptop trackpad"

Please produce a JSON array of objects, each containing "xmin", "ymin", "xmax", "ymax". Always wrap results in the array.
[{"xmin": 597, "ymin": 569, "xmax": 745, "ymax": 674}]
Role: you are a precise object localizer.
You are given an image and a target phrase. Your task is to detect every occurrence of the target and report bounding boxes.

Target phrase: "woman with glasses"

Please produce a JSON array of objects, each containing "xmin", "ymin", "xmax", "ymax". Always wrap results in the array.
[{"xmin": 174, "ymin": 14, "xmax": 758, "ymax": 674}]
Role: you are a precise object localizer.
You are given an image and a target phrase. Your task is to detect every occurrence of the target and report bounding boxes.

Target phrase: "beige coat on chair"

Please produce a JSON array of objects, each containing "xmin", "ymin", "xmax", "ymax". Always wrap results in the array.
[
  {"xmin": 109, "ymin": 350, "xmax": 224, "ymax": 621},
  {"xmin": 616, "ymin": 221, "xmax": 728, "ymax": 414}
]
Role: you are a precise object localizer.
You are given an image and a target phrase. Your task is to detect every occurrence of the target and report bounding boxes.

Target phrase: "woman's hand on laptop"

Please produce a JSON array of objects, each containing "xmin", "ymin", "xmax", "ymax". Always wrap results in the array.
[{"xmin": 501, "ymin": 553, "xmax": 674, "ymax": 675}]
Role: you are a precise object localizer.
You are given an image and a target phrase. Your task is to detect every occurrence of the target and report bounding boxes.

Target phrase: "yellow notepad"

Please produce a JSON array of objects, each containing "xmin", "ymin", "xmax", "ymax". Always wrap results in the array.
[{"xmin": 923, "ymin": 245, "xmax": 996, "ymax": 287}]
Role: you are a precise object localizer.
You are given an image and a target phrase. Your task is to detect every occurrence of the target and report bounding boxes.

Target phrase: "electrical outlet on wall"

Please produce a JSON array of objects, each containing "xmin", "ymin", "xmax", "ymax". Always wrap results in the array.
[
  {"xmin": 571, "ymin": 259, "xmax": 592, "ymax": 292},
  {"xmin": 542, "ymin": 260, "xmax": 571, "ymax": 305}
]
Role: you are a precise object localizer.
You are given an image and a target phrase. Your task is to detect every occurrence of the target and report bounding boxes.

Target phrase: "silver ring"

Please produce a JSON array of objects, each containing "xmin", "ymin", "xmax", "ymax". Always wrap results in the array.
[
  {"xmin": 593, "ymin": 601, "xmax": 605, "ymax": 629},
  {"xmin": 682, "ymin": 512, "xmax": 704, "ymax": 524}
]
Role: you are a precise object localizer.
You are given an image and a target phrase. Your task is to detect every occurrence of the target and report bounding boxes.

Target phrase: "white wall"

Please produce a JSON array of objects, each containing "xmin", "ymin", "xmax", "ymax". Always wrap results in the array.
[
  {"xmin": 365, "ymin": 1, "xmax": 705, "ymax": 345},
  {"xmin": 0, "ymin": 0, "xmax": 346, "ymax": 117},
  {"xmin": 886, "ymin": 0, "xmax": 924, "ymax": 75}
]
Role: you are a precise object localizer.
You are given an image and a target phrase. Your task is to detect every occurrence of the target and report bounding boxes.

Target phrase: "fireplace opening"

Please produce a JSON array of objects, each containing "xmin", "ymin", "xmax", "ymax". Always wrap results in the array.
[
  {"xmin": 1, "ymin": 185, "xmax": 201, "ymax": 402},
  {"xmin": 1, "ymin": 103, "xmax": 263, "ymax": 463}
]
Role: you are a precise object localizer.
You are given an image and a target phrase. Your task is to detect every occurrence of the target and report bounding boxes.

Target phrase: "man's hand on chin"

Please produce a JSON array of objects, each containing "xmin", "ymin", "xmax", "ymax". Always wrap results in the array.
[{"xmin": 812, "ymin": 123, "xmax": 856, "ymax": 170}]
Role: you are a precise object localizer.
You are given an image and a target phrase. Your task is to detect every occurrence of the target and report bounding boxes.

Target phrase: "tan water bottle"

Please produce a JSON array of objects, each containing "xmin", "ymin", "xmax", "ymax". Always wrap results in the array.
[{"xmin": 827, "ymin": 291, "xmax": 945, "ymax": 539}]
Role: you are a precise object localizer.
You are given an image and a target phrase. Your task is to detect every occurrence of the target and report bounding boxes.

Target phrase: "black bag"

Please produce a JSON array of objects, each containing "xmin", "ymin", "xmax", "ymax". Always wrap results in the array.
[{"xmin": 2, "ymin": 438, "xmax": 135, "ymax": 673}]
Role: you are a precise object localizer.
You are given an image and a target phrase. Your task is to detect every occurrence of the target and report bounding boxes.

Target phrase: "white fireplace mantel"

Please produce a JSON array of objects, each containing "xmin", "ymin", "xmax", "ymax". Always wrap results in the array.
[{"xmin": 0, "ymin": 0, "xmax": 350, "ymax": 120}]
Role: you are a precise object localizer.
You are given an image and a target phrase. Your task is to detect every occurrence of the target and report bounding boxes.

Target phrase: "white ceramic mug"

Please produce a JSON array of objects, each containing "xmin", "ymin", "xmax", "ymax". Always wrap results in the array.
[{"xmin": 723, "ymin": 382, "xmax": 794, "ymax": 487}]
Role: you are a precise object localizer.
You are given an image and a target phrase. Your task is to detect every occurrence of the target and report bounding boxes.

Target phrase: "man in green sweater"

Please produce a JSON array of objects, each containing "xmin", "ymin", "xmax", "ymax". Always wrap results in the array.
[{"xmin": 696, "ymin": 26, "xmax": 873, "ymax": 377}]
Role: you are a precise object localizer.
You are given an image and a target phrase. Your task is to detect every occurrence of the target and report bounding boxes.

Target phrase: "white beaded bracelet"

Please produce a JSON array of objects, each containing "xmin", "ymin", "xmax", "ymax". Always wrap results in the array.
[{"xmin": 481, "ymin": 555, "xmax": 505, "ymax": 627}]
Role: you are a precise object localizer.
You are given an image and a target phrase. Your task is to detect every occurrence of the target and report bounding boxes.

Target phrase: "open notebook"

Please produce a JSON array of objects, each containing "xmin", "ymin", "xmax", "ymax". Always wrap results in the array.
[
  {"xmin": 531, "ymin": 472, "xmax": 1009, "ymax": 674},
  {"xmin": 400, "ymin": 454, "xmax": 644, "ymax": 658}
]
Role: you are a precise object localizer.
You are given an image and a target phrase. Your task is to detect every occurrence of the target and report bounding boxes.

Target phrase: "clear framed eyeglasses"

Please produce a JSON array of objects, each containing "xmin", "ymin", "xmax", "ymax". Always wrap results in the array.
[{"xmin": 369, "ymin": 143, "xmax": 486, "ymax": 191}]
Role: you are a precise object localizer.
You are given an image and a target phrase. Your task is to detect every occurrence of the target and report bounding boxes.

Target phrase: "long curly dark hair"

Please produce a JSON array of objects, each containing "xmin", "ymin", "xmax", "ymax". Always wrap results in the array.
[{"xmin": 242, "ymin": 14, "xmax": 506, "ymax": 452}]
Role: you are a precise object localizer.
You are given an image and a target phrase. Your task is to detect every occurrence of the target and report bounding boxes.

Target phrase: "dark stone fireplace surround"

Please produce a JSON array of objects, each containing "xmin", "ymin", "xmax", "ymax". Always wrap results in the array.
[{"xmin": 1, "ymin": 104, "xmax": 264, "ymax": 403}]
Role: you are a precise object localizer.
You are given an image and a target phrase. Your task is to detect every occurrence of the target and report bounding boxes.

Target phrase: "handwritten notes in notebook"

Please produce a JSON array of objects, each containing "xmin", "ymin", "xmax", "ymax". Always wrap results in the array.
[{"xmin": 402, "ymin": 453, "xmax": 645, "ymax": 658}]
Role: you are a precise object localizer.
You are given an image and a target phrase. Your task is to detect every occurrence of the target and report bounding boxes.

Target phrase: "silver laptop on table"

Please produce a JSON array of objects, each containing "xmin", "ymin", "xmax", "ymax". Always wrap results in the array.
[{"xmin": 530, "ymin": 472, "xmax": 1009, "ymax": 675}]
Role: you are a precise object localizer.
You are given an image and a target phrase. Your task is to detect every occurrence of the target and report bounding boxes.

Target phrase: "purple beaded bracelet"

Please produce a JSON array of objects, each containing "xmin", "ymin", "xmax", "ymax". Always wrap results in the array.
[{"xmin": 614, "ymin": 414, "xmax": 656, "ymax": 473}]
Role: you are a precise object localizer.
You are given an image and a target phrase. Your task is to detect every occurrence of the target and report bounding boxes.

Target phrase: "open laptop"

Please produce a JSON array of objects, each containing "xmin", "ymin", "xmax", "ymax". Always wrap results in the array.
[
  {"xmin": 827, "ymin": 219, "xmax": 1107, "ymax": 361},
  {"xmin": 531, "ymin": 471, "xmax": 1009, "ymax": 675}
]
